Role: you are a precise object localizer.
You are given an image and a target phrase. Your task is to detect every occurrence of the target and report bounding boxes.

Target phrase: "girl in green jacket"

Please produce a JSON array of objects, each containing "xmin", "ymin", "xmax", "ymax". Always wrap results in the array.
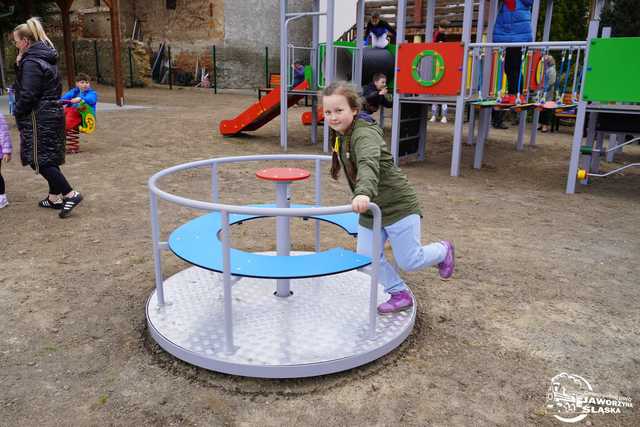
[{"xmin": 322, "ymin": 81, "xmax": 455, "ymax": 314}]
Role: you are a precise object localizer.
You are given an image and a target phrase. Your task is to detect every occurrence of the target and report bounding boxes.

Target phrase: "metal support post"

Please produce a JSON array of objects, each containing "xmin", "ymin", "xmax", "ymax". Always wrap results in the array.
[
  {"xmin": 425, "ymin": 0, "xmax": 436, "ymax": 42},
  {"xmin": 312, "ymin": 0, "xmax": 320, "ymax": 90},
  {"xmin": 474, "ymin": 109, "xmax": 492, "ymax": 169},
  {"xmin": 530, "ymin": 0, "xmax": 553, "ymax": 146},
  {"xmin": 354, "ymin": 0, "xmax": 365, "ymax": 87},
  {"xmin": 421, "ymin": 0, "xmax": 438, "ymax": 152},
  {"xmin": 467, "ymin": 108, "xmax": 476, "ymax": 145},
  {"xmin": 418, "ymin": 104, "xmax": 428, "ymax": 160},
  {"xmin": 314, "ymin": 159, "xmax": 322, "ymax": 252},
  {"xmin": 322, "ymin": 0, "xmax": 335, "ymax": 153},
  {"xmin": 450, "ymin": 0, "xmax": 474, "ymax": 176},
  {"xmin": 368, "ymin": 205, "xmax": 381, "ymax": 338},
  {"xmin": 516, "ymin": 111, "xmax": 527, "ymax": 151},
  {"xmin": 514, "ymin": 0, "xmax": 540, "ymax": 149},
  {"xmin": 390, "ymin": 0, "xmax": 407, "ymax": 163},
  {"xmin": 150, "ymin": 193, "xmax": 165, "ymax": 306},
  {"xmin": 211, "ymin": 163, "xmax": 219, "ymax": 202},
  {"xmin": 220, "ymin": 210, "xmax": 235, "ymax": 354},
  {"xmin": 280, "ymin": 0, "xmax": 288, "ymax": 150},
  {"xmin": 475, "ymin": 0, "xmax": 498, "ymax": 169},
  {"xmin": 589, "ymin": 125, "xmax": 603, "ymax": 176},
  {"xmin": 566, "ymin": 0, "xmax": 605, "ymax": 193},
  {"xmin": 311, "ymin": 0, "xmax": 320, "ymax": 145},
  {"xmin": 275, "ymin": 182, "xmax": 292, "ymax": 297},
  {"xmin": 468, "ymin": 0, "xmax": 486, "ymax": 146}
]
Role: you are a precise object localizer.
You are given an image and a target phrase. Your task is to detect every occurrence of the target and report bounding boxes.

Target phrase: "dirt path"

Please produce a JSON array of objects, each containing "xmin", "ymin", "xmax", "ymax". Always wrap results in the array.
[{"xmin": 1, "ymin": 86, "xmax": 638, "ymax": 426}]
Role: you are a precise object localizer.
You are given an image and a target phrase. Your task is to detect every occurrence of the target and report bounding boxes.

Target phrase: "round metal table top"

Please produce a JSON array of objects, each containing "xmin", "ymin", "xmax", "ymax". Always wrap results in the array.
[{"xmin": 255, "ymin": 167, "xmax": 311, "ymax": 182}]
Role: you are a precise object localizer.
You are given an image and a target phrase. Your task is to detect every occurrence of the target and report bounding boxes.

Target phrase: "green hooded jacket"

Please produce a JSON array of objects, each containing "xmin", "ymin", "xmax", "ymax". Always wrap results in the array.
[{"xmin": 335, "ymin": 117, "xmax": 422, "ymax": 228}]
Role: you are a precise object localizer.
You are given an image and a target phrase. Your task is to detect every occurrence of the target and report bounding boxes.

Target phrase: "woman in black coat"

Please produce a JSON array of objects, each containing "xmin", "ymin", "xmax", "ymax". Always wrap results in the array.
[{"xmin": 13, "ymin": 18, "xmax": 83, "ymax": 218}]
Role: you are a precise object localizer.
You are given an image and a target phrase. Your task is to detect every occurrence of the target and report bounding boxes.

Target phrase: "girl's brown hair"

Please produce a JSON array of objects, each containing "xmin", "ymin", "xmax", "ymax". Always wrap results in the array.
[
  {"xmin": 321, "ymin": 81, "xmax": 362, "ymax": 180},
  {"xmin": 14, "ymin": 17, "xmax": 54, "ymax": 48}
]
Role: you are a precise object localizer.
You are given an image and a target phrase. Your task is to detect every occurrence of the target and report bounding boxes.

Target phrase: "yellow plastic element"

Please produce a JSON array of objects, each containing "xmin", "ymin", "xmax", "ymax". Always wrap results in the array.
[
  {"xmin": 79, "ymin": 113, "xmax": 96, "ymax": 134},
  {"xmin": 466, "ymin": 51, "xmax": 473, "ymax": 88},
  {"xmin": 536, "ymin": 60, "xmax": 544, "ymax": 85},
  {"xmin": 577, "ymin": 169, "xmax": 587, "ymax": 180}
]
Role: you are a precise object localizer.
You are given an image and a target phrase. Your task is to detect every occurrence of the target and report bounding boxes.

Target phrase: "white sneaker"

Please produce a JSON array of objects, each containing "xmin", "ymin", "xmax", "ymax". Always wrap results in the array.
[
  {"xmin": 440, "ymin": 116, "xmax": 448, "ymax": 124},
  {"xmin": 429, "ymin": 116, "xmax": 436, "ymax": 123},
  {"xmin": 0, "ymin": 195, "xmax": 8, "ymax": 209}
]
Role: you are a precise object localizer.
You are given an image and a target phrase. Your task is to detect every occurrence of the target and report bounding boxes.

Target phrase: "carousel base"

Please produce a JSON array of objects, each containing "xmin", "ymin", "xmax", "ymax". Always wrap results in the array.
[{"xmin": 146, "ymin": 261, "xmax": 416, "ymax": 378}]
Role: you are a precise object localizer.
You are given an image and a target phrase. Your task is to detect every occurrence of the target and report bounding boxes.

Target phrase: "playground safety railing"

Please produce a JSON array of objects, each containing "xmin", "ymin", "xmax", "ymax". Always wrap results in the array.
[
  {"xmin": 464, "ymin": 41, "xmax": 587, "ymax": 102},
  {"xmin": 148, "ymin": 154, "xmax": 382, "ymax": 354},
  {"xmin": 288, "ymin": 44, "xmax": 317, "ymax": 88}
]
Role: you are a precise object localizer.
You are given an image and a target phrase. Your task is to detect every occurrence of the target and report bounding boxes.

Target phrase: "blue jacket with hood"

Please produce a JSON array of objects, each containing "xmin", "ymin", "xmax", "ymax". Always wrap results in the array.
[{"xmin": 493, "ymin": 0, "xmax": 534, "ymax": 43}]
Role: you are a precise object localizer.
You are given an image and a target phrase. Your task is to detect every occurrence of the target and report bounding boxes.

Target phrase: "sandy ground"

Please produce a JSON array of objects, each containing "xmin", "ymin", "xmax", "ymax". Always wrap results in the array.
[{"xmin": 1, "ymin": 85, "xmax": 638, "ymax": 426}]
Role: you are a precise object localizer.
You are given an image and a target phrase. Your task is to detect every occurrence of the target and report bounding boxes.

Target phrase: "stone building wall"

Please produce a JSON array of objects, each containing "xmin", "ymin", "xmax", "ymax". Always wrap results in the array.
[
  {"xmin": 6, "ymin": 0, "xmax": 313, "ymax": 90},
  {"xmin": 72, "ymin": 39, "xmax": 150, "ymax": 87},
  {"xmin": 220, "ymin": 0, "xmax": 313, "ymax": 89}
]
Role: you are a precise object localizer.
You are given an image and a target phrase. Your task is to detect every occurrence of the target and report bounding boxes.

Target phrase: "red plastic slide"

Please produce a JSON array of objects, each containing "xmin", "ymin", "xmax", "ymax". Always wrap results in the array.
[
  {"xmin": 301, "ymin": 108, "xmax": 324, "ymax": 126},
  {"xmin": 219, "ymin": 81, "xmax": 309, "ymax": 136}
]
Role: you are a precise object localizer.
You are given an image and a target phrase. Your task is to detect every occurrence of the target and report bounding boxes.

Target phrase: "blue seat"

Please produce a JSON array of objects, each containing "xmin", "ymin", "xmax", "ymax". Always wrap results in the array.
[{"xmin": 168, "ymin": 204, "xmax": 369, "ymax": 279}]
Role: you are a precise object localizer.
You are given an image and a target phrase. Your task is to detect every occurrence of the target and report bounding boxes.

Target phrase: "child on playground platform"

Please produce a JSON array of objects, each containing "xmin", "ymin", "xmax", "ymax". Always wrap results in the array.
[
  {"xmin": 61, "ymin": 72, "xmax": 98, "ymax": 123},
  {"xmin": 362, "ymin": 73, "xmax": 393, "ymax": 114},
  {"xmin": 0, "ymin": 114, "xmax": 12, "ymax": 209},
  {"xmin": 322, "ymin": 81, "xmax": 455, "ymax": 314},
  {"xmin": 539, "ymin": 54, "xmax": 557, "ymax": 133},
  {"xmin": 365, "ymin": 12, "xmax": 396, "ymax": 49},
  {"xmin": 292, "ymin": 61, "xmax": 305, "ymax": 87},
  {"xmin": 491, "ymin": 0, "xmax": 533, "ymax": 129}
]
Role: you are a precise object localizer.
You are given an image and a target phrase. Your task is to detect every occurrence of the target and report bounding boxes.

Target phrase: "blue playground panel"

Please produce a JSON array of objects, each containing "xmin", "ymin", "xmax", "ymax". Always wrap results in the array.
[{"xmin": 168, "ymin": 204, "xmax": 369, "ymax": 279}]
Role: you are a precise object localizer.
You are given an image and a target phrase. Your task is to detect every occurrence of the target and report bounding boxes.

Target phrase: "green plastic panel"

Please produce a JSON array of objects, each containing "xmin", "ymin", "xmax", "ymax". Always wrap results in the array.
[
  {"xmin": 583, "ymin": 37, "xmax": 640, "ymax": 103},
  {"xmin": 304, "ymin": 65, "xmax": 313, "ymax": 85}
]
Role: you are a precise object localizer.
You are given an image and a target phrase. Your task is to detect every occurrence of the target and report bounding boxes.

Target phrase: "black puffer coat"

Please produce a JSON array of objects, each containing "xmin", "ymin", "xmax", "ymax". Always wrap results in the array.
[{"xmin": 14, "ymin": 41, "xmax": 65, "ymax": 170}]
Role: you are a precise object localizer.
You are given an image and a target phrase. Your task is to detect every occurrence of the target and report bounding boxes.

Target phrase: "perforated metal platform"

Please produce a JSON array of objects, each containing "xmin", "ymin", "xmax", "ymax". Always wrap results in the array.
[{"xmin": 146, "ymin": 261, "xmax": 416, "ymax": 378}]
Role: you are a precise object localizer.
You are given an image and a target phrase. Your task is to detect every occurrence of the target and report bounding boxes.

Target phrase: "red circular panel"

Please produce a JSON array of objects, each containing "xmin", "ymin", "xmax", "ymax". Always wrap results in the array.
[{"xmin": 255, "ymin": 167, "xmax": 311, "ymax": 182}]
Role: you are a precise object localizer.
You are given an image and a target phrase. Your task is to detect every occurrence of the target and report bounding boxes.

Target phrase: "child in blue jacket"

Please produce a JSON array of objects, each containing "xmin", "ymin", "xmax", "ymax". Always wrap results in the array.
[
  {"xmin": 493, "ymin": 0, "xmax": 533, "ymax": 98},
  {"xmin": 61, "ymin": 72, "xmax": 98, "ymax": 114},
  {"xmin": 492, "ymin": 0, "xmax": 533, "ymax": 128}
]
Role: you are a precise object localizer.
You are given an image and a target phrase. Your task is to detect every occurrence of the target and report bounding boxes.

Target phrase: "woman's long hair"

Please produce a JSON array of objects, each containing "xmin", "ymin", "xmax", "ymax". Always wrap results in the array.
[
  {"xmin": 14, "ymin": 17, "xmax": 54, "ymax": 48},
  {"xmin": 321, "ymin": 81, "xmax": 363, "ymax": 181}
]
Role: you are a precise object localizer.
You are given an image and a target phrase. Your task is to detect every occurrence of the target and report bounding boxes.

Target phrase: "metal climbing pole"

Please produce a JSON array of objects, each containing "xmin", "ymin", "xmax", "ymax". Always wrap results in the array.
[
  {"xmin": 322, "ymin": 0, "xmax": 335, "ymax": 153},
  {"xmin": 279, "ymin": 0, "xmax": 288, "ymax": 150},
  {"xmin": 450, "ymin": 0, "xmax": 474, "ymax": 176},
  {"xmin": 390, "ymin": 0, "xmax": 408, "ymax": 164},
  {"xmin": 566, "ymin": 0, "xmax": 608, "ymax": 193}
]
